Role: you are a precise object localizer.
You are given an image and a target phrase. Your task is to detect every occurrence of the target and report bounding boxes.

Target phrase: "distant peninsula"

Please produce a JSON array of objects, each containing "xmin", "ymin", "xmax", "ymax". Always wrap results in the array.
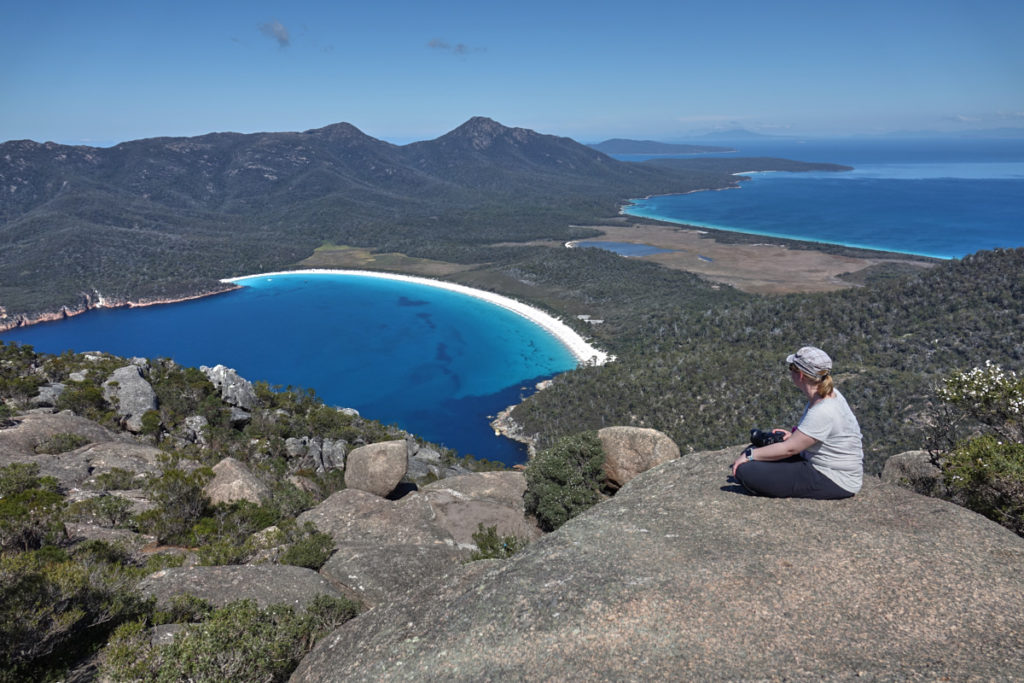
[{"xmin": 588, "ymin": 138, "xmax": 734, "ymax": 154}]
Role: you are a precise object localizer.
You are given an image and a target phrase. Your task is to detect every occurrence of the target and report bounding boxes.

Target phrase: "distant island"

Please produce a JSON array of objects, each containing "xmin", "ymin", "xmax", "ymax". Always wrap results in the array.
[{"xmin": 588, "ymin": 138, "xmax": 734, "ymax": 154}]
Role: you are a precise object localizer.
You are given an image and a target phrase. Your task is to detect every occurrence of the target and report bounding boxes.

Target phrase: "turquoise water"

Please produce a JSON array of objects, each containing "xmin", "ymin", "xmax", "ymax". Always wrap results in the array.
[
  {"xmin": 1, "ymin": 273, "xmax": 577, "ymax": 465},
  {"xmin": 619, "ymin": 139, "xmax": 1024, "ymax": 259}
]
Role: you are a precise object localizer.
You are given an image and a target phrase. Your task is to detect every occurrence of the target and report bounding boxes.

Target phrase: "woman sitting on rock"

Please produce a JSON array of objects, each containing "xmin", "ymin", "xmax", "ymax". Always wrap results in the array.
[{"xmin": 731, "ymin": 346, "xmax": 863, "ymax": 499}]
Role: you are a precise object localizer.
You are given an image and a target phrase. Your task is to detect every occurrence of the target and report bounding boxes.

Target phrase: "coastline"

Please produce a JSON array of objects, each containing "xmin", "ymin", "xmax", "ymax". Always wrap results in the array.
[
  {"xmin": 222, "ymin": 269, "xmax": 612, "ymax": 368},
  {"xmin": 621, "ymin": 207, "xmax": 954, "ymax": 261},
  {"xmin": 0, "ymin": 285, "xmax": 240, "ymax": 333}
]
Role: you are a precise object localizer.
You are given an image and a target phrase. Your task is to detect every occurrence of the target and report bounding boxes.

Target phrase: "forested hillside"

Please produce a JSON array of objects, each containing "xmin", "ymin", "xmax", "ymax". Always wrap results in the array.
[
  {"xmin": 509, "ymin": 248, "xmax": 1024, "ymax": 473},
  {"xmin": 0, "ymin": 118, "xmax": 847, "ymax": 320}
]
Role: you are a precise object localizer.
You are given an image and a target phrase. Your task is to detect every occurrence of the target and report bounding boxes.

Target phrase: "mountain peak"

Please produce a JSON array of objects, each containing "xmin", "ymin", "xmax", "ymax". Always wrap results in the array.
[
  {"xmin": 441, "ymin": 117, "xmax": 535, "ymax": 150},
  {"xmin": 302, "ymin": 121, "xmax": 382, "ymax": 143}
]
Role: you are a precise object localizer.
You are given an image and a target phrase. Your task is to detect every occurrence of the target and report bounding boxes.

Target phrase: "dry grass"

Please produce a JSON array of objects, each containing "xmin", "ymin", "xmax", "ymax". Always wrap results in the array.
[
  {"xmin": 570, "ymin": 223, "xmax": 933, "ymax": 294},
  {"xmin": 297, "ymin": 245, "xmax": 475, "ymax": 277}
]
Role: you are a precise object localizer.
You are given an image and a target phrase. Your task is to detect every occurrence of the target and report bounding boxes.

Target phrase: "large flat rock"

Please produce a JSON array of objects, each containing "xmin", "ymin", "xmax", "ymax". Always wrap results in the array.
[
  {"xmin": 139, "ymin": 564, "xmax": 342, "ymax": 612},
  {"xmin": 293, "ymin": 448, "xmax": 1024, "ymax": 681}
]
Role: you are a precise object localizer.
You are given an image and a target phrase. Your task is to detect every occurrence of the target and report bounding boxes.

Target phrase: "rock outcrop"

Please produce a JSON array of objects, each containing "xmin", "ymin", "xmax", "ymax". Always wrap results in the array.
[
  {"xmin": 298, "ymin": 487, "xmax": 464, "ymax": 606},
  {"xmin": 344, "ymin": 440, "xmax": 407, "ymax": 497},
  {"xmin": 0, "ymin": 411, "xmax": 161, "ymax": 489},
  {"xmin": 296, "ymin": 471, "xmax": 541, "ymax": 608},
  {"xmin": 200, "ymin": 364, "xmax": 257, "ymax": 410},
  {"xmin": 102, "ymin": 365, "xmax": 158, "ymax": 432},
  {"xmin": 293, "ymin": 447, "xmax": 1024, "ymax": 681},
  {"xmin": 138, "ymin": 565, "xmax": 342, "ymax": 611},
  {"xmin": 286, "ymin": 436, "xmax": 348, "ymax": 473},
  {"xmin": 204, "ymin": 457, "xmax": 271, "ymax": 506},
  {"xmin": 419, "ymin": 471, "xmax": 541, "ymax": 546},
  {"xmin": 0, "ymin": 410, "xmax": 119, "ymax": 456},
  {"xmin": 597, "ymin": 425, "xmax": 680, "ymax": 488},
  {"xmin": 881, "ymin": 449, "xmax": 948, "ymax": 498}
]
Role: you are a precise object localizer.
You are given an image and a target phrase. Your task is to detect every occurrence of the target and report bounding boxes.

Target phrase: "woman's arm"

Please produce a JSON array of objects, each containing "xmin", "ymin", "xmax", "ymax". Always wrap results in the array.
[
  {"xmin": 731, "ymin": 430, "xmax": 818, "ymax": 476},
  {"xmin": 753, "ymin": 430, "xmax": 816, "ymax": 460}
]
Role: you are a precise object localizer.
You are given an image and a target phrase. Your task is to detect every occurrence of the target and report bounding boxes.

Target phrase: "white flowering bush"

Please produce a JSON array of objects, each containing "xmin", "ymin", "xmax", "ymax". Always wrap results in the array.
[
  {"xmin": 936, "ymin": 362, "xmax": 1024, "ymax": 536},
  {"xmin": 937, "ymin": 361, "xmax": 1024, "ymax": 442}
]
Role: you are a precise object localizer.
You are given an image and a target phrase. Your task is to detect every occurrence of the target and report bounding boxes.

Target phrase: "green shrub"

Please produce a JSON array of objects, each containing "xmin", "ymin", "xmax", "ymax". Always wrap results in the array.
[
  {"xmin": 269, "ymin": 479, "xmax": 316, "ymax": 518},
  {"xmin": 65, "ymin": 494, "xmax": 134, "ymax": 528},
  {"xmin": 70, "ymin": 539, "xmax": 135, "ymax": 568},
  {"xmin": 0, "ymin": 546, "xmax": 152, "ymax": 680},
  {"xmin": 99, "ymin": 596, "xmax": 359, "ymax": 682},
  {"xmin": 196, "ymin": 540, "xmax": 252, "ymax": 566},
  {"xmin": 34, "ymin": 432, "xmax": 91, "ymax": 454},
  {"xmin": 943, "ymin": 435, "xmax": 1024, "ymax": 535},
  {"xmin": 92, "ymin": 467, "xmax": 139, "ymax": 491},
  {"xmin": 153, "ymin": 593, "xmax": 213, "ymax": 626},
  {"xmin": 934, "ymin": 363, "xmax": 1024, "ymax": 537},
  {"xmin": 0, "ymin": 462, "xmax": 57, "ymax": 497},
  {"xmin": 54, "ymin": 382, "xmax": 108, "ymax": 419},
  {"xmin": 279, "ymin": 522, "xmax": 335, "ymax": 570},
  {"xmin": 469, "ymin": 523, "xmax": 528, "ymax": 561},
  {"xmin": 140, "ymin": 409, "xmax": 162, "ymax": 438},
  {"xmin": 523, "ymin": 431, "xmax": 606, "ymax": 532},
  {"xmin": 303, "ymin": 593, "xmax": 361, "ymax": 633},
  {"xmin": 134, "ymin": 461, "xmax": 213, "ymax": 545},
  {"xmin": 0, "ymin": 375, "xmax": 43, "ymax": 407},
  {"xmin": 0, "ymin": 464, "xmax": 66, "ymax": 551}
]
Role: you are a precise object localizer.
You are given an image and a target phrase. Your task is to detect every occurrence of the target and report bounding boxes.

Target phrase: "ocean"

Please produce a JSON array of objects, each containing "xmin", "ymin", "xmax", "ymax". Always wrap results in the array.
[
  {"xmin": 617, "ymin": 138, "xmax": 1024, "ymax": 259},
  {"xmin": 1, "ymin": 273, "xmax": 577, "ymax": 465}
]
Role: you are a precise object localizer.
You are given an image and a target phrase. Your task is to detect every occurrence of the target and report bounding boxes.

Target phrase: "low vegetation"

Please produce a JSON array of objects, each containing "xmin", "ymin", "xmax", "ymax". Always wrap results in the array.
[
  {"xmin": 523, "ymin": 431, "xmax": 607, "ymax": 532},
  {"xmin": 98, "ymin": 594, "xmax": 359, "ymax": 682},
  {"xmin": 933, "ymin": 362, "xmax": 1024, "ymax": 535},
  {"xmin": 468, "ymin": 523, "xmax": 529, "ymax": 561}
]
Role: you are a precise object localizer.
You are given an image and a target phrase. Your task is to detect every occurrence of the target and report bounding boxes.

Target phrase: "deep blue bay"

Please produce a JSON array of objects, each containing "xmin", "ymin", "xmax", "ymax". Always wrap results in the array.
[
  {"xmin": 0, "ymin": 273, "xmax": 579, "ymax": 466},
  {"xmin": 618, "ymin": 138, "xmax": 1024, "ymax": 259}
]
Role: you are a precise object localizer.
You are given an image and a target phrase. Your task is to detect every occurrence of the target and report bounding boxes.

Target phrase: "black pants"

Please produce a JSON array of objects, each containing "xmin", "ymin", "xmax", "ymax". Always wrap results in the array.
[{"xmin": 734, "ymin": 455, "xmax": 854, "ymax": 500}]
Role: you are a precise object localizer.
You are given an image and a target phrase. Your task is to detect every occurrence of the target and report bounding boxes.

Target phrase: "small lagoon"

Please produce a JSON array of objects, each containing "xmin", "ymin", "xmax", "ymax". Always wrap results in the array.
[{"xmin": 574, "ymin": 241, "xmax": 674, "ymax": 257}]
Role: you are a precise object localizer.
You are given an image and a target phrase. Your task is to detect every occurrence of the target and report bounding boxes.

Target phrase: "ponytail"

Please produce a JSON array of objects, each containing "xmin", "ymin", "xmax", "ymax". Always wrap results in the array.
[{"xmin": 816, "ymin": 373, "xmax": 834, "ymax": 398}]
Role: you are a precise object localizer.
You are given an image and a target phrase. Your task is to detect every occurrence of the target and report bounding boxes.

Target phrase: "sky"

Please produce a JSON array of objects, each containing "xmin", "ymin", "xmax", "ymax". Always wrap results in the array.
[{"xmin": 3, "ymin": 0, "xmax": 1023, "ymax": 146}]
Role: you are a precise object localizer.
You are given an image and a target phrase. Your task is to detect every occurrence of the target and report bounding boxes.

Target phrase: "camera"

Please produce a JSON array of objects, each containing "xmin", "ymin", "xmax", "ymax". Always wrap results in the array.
[{"xmin": 750, "ymin": 428, "xmax": 785, "ymax": 448}]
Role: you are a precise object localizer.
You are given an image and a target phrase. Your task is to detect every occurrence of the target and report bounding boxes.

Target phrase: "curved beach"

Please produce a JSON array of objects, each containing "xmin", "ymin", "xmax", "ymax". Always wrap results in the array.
[{"xmin": 222, "ymin": 269, "xmax": 612, "ymax": 367}]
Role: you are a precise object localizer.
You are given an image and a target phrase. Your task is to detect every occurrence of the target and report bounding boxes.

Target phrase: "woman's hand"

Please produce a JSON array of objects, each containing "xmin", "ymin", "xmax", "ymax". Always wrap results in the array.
[
  {"xmin": 731, "ymin": 449, "xmax": 752, "ymax": 477},
  {"xmin": 774, "ymin": 428, "xmax": 793, "ymax": 441}
]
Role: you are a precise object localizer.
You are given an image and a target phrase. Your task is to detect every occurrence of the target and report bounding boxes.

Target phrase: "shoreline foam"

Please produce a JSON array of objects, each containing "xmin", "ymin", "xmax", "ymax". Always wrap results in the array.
[{"xmin": 222, "ymin": 269, "xmax": 612, "ymax": 367}]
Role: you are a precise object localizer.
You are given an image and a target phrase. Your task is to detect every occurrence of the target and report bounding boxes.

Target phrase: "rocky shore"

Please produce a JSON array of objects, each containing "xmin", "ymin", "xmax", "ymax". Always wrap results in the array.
[{"xmin": 0, "ymin": 284, "xmax": 239, "ymax": 332}]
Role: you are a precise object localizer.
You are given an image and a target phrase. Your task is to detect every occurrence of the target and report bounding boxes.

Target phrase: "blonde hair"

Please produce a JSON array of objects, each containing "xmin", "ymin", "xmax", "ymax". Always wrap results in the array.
[
  {"xmin": 815, "ymin": 374, "xmax": 834, "ymax": 398},
  {"xmin": 791, "ymin": 363, "xmax": 834, "ymax": 397}
]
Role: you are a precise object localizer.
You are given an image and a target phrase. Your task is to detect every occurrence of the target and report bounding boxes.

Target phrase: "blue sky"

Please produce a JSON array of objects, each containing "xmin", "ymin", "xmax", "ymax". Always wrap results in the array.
[{"xmin": 3, "ymin": 0, "xmax": 1022, "ymax": 146}]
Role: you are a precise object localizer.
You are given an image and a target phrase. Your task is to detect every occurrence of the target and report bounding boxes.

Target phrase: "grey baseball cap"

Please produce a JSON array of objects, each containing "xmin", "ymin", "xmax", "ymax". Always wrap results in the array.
[{"xmin": 786, "ymin": 346, "xmax": 832, "ymax": 379}]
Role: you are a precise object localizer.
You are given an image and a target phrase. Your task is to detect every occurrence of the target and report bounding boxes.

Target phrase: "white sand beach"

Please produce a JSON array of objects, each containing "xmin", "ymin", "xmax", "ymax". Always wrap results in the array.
[{"xmin": 222, "ymin": 269, "xmax": 611, "ymax": 367}]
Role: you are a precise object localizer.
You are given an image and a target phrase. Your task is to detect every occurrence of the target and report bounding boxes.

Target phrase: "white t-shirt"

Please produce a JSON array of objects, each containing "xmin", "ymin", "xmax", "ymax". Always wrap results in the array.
[{"xmin": 796, "ymin": 389, "xmax": 864, "ymax": 493}]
